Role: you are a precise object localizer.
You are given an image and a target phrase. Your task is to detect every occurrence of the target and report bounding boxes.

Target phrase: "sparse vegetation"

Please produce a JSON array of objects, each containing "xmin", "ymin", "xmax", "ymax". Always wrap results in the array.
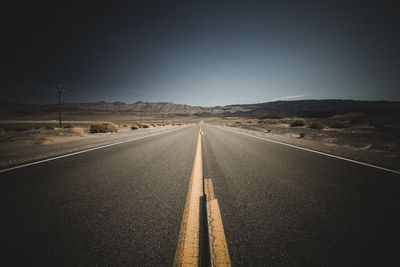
[
  {"xmin": 142, "ymin": 123, "xmax": 151, "ymax": 128},
  {"xmin": 71, "ymin": 127, "xmax": 85, "ymax": 136},
  {"xmin": 290, "ymin": 119, "xmax": 306, "ymax": 127},
  {"xmin": 89, "ymin": 122, "xmax": 118, "ymax": 133},
  {"xmin": 330, "ymin": 121, "xmax": 348, "ymax": 129},
  {"xmin": 309, "ymin": 121, "xmax": 325, "ymax": 130},
  {"xmin": 34, "ymin": 134, "xmax": 52, "ymax": 144},
  {"xmin": 14, "ymin": 126, "xmax": 31, "ymax": 132},
  {"xmin": 299, "ymin": 133, "xmax": 306, "ymax": 138},
  {"xmin": 130, "ymin": 124, "xmax": 140, "ymax": 130},
  {"xmin": 260, "ymin": 118, "xmax": 284, "ymax": 124}
]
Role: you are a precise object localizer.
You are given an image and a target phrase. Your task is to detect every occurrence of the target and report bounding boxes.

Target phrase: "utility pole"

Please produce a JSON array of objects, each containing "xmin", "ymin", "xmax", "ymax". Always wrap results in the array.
[
  {"xmin": 57, "ymin": 84, "xmax": 63, "ymax": 127},
  {"xmin": 140, "ymin": 109, "xmax": 143, "ymax": 124}
]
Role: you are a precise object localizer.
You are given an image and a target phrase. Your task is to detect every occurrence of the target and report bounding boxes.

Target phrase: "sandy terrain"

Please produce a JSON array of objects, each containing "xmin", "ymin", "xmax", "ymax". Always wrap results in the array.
[
  {"xmin": 1, "ymin": 110, "xmax": 399, "ymax": 172},
  {"xmin": 212, "ymin": 115, "xmax": 399, "ymax": 171},
  {"xmin": 0, "ymin": 121, "xmax": 185, "ymax": 169}
]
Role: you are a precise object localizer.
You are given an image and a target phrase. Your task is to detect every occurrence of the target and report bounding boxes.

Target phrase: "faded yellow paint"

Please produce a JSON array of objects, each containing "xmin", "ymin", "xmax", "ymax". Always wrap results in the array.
[
  {"xmin": 204, "ymin": 178, "xmax": 215, "ymax": 202},
  {"xmin": 175, "ymin": 128, "xmax": 231, "ymax": 267},
  {"xmin": 174, "ymin": 129, "xmax": 203, "ymax": 267},
  {"xmin": 207, "ymin": 199, "xmax": 231, "ymax": 267}
]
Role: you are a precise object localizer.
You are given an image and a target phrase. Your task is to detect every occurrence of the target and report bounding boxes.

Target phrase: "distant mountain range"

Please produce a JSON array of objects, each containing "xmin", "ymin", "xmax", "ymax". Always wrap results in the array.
[{"xmin": 1, "ymin": 100, "xmax": 399, "ymax": 119}]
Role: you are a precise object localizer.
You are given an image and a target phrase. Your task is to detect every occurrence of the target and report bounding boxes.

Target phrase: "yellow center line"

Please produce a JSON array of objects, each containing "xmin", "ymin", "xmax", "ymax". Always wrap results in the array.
[
  {"xmin": 174, "ymin": 127, "xmax": 231, "ymax": 267},
  {"xmin": 205, "ymin": 179, "xmax": 231, "ymax": 267},
  {"xmin": 174, "ymin": 129, "xmax": 203, "ymax": 266}
]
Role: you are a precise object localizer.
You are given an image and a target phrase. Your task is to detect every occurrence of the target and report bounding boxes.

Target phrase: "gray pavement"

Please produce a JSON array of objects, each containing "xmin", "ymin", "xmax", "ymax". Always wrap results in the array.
[
  {"xmin": 1, "ymin": 123, "xmax": 399, "ymax": 266},
  {"xmin": 0, "ymin": 125, "xmax": 199, "ymax": 266},
  {"xmin": 202, "ymin": 124, "xmax": 400, "ymax": 266}
]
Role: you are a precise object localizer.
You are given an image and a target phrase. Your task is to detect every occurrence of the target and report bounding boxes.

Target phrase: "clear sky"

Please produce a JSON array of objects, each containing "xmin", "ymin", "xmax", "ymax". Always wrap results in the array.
[{"xmin": 2, "ymin": 0, "xmax": 400, "ymax": 105}]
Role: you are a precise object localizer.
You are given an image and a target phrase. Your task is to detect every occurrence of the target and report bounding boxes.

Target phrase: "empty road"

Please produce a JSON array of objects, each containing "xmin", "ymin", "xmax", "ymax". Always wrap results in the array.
[{"xmin": 1, "ymin": 124, "xmax": 399, "ymax": 266}]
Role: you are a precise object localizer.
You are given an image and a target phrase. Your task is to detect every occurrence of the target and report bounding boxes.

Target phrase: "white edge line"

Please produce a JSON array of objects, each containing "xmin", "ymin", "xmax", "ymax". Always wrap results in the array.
[
  {"xmin": 0, "ymin": 126, "xmax": 189, "ymax": 174},
  {"xmin": 214, "ymin": 125, "xmax": 400, "ymax": 175}
]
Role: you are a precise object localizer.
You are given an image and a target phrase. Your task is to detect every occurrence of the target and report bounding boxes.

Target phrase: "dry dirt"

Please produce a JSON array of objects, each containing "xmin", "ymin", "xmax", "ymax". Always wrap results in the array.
[
  {"xmin": 0, "ymin": 121, "xmax": 185, "ymax": 169},
  {"xmin": 210, "ymin": 114, "xmax": 399, "ymax": 171}
]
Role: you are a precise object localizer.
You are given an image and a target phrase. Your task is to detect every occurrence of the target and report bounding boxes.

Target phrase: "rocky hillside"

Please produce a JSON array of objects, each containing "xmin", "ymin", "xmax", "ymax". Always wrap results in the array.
[{"xmin": 0, "ymin": 100, "xmax": 399, "ymax": 120}]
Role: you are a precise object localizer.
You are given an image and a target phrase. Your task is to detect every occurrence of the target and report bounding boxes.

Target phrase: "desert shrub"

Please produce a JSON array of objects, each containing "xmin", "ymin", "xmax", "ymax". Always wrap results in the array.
[
  {"xmin": 263, "ymin": 118, "xmax": 283, "ymax": 124},
  {"xmin": 142, "ymin": 123, "xmax": 151, "ymax": 128},
  {"xmin": 235, "ymin": 121, "xmax": 242, "ymax": 124},
  {"xmin": 89, "ymin": 122, "xmax": 118, "ymax": 133},
  {"xmin": 34, "ymin": 134, "xmax": 52, "ymax": 144},
  {"xmin": 309, "ymin": 121, "xmax": 325, "ymax": 130},
  {"xmin": 130, "ymin": 124, "xmax": 140, "ymax": 130},
  {"xmin": 330, "ymin": 121, "xmax": 347, "ymax": 129},
  {"xmin": 72, "ymin": 127, "xmax": 85, "ymax": 136},
  {"xmin": 44, "ymin": 125, "xmax": 55, "ymax": 130},
  {"xmin": 63, "ymin": 124, "xmax": 73, "ymax": 128},
  {"xmin": 151, "ymin": 123, "xmax": 157, "ymax": 127},
  {"xmin": 247, "ymin": 121, "xmax": 252, "ymax": 123},
  {"xmin": 290, "ymin": 119, "xmax": 306, "ymax": 127},
  {"xmin": 14, "ymin": 126, "xmax": 31, "ymax": 132},
  {"xmin": 299, "ymin": 133, "xmax": 305, "ymax": 138}
]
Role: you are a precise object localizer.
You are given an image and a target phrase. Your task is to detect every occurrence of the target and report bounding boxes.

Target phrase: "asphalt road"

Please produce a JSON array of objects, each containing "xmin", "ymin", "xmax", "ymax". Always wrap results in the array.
[
  {"xmin": 202, "ymin": 124, "xmax": 400, "ymax": 266},
  {"xmin": 0, "ymin": 125, "xmax": 198, "ymax": 266},
  {"xmin": 1, "ymin": 123, "xmax": 399, "ymax": 266}
]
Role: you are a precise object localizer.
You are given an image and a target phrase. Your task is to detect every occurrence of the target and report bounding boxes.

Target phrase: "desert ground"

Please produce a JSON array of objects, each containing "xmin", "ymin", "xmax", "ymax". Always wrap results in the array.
[{"xmin": 1, "ymin": 100, "xmax": 399, "ymax": 171}]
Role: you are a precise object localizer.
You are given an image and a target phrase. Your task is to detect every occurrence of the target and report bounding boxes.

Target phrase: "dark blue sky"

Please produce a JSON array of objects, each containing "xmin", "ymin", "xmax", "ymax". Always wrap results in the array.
[{"xmin": 2, "ymin": 0, "xmax": 400, "ymax": 105}]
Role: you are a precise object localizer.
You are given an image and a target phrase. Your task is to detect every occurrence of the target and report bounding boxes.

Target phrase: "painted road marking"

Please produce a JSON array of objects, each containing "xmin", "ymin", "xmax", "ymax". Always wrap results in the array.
[
  {"xmin": 216, "ymin": 125, "xmax": 400, "ymax": 175},
  {"xmin": 174, "ymin": 130, "xmax": 203, "ymax": 266},
  {"xmin": 0, "ymin": 126, "xmax": 188, "ymax": 174},
  {"xmin": 204, "ymin": 178, "xmax": 215, "ymax": 201},
  {"xmin": 204, "ymin": 179, "xmax": 231, "ymax": 267},
  {"xmin": 175, "ymin": 131, "xmax": 231, "ymax": 266}
]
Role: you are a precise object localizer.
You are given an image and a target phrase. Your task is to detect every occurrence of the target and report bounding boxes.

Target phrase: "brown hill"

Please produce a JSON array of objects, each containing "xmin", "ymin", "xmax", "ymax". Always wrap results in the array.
[{"xmin": 0, "ymin": 100, "xmax": 399, "ymax": 121}]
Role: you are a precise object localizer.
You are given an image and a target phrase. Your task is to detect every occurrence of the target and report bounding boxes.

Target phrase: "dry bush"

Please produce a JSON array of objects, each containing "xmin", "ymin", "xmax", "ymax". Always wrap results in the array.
[
  {"xmin": 263, "ymin": 119, "xmax": 282, "ymax": 124},
  {"xmin": 34, "ymin": 134, "xmax": 52, "ymax": 144},
  {"xmin": 290, "ymin": 119, "xmax": 306, "ymax": 127},
  {"xmin": 151, "ymin": 123, "xmax": 157, "ymax": 127},
  {"xmin": 309, "ymin": 121, "xmax": 325, "ymax": 130},
  {"xmin": 72, "ymin": 127, "xmax": 85, "ymax": 136},
  {"xmin": 330, "ymin": 121, "xmax": 348, "ymax": 129},
  {"xmin": 63, "ymin": 124, "xmax": 73, "ymax": 128},
  {"xmin": 131, "ymin": 124, "xmax": 140, "ymax": 130},
  {"xmin": 14, "ymin": 126, "xmax": 31, "ymax": 132},
  {"xmin": 142, "ymin": 123, "xmax": 151, "ymax": 128},
  {"xmin": 299, "ymin": 133, "xmax": 306, "ymax": 138},
  {"xmin": 89, "ymin": 122, "xmax": 118, "ymax": 133}
]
